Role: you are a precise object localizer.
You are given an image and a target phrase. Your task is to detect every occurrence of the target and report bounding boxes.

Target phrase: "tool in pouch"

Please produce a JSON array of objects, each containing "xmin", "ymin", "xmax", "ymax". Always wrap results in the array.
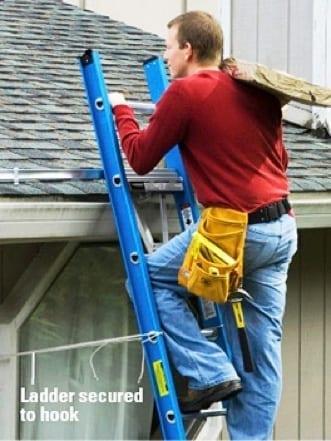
[{"xmin": 178, "ymin": 206, "xmax": 254, "ymax": 372}]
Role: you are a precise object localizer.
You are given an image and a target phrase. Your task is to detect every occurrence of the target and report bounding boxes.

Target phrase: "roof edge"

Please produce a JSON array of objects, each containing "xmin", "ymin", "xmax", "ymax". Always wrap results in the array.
[
  {"xmin": 0, "ymin": 199, "xmax": 177, "ymax": 243},
  {"xmin": 0, "ymin": 194, "xmax": 330, "ymax": 243}
]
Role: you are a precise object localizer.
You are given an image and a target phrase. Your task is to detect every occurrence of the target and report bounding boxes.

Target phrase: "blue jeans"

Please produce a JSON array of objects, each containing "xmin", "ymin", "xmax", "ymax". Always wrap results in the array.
[{"xmin": 146, "ymin": 213, "xmax": 297, "ymax": 440}]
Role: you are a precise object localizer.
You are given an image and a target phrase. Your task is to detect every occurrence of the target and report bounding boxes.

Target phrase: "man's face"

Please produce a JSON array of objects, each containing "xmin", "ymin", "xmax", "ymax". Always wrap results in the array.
[{"xmin": 164, "ymin": 26, "xmax": 190, "ymax": 79}]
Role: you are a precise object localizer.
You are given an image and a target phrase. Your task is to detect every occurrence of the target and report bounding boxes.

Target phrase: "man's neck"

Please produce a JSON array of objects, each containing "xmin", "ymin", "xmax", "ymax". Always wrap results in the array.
[{"xmin": 187, "ymin": 62, "xmax": 219, "ymax": 76}]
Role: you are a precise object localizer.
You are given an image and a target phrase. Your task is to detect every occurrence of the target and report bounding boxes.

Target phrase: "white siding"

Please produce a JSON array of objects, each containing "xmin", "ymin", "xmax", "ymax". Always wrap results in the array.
[
  {"xmin": 231, "ymin": 0, "xmax": 259, "ymax": 61},
  {"xmin": 222, "ymin": 229, "xmax": 331, "ymax": 440},
  {"xmin": 288, "ymin": 0, "xmax": 313, "ymax": 79},
  {"xmin": 231, "ymin": 0, "xmax": 314, "ymax": 76},
  {"xmin": 64, "ymin": 0, "xmax": 220, "ymax": 38},
  {"xmin": 275, "ymin": 229, "xmax": 331, "ymax": 440},
  {"xmin": 231, "ymin": 0, "xmax": 330, "ymax": 132}
]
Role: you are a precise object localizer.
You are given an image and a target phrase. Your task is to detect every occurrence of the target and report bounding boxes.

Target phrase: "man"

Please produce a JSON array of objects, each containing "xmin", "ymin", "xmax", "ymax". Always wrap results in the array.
[{"xmin": 109, "ymin": 11, "xmax": 297, "ymax": 440}]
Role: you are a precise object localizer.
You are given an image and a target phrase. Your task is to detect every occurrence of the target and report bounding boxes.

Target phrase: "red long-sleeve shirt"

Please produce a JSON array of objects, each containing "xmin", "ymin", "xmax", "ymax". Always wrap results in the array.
[{"xmin": 113, "ymin": 69, "xmax": 289, "ymax": 212}]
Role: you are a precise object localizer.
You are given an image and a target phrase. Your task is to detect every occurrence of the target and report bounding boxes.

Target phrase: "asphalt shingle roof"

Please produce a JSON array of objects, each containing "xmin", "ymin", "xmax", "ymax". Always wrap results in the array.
[
  {"xmin": 283, "ymin": 125, "xmax": 330, "ymax": 192},
  {"xmin": 0, "ymin": 0, "xmax": 330, "ymax": 197}
]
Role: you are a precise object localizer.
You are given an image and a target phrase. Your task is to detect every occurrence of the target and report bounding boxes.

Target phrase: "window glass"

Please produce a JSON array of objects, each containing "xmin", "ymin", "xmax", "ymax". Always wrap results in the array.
[{"xmin": 19, "ymin": 244, "xmax": 153, "ymax": 440}]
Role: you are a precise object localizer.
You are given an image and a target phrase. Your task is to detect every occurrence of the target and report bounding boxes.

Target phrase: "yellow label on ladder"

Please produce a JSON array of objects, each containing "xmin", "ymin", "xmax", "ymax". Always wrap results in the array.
[
  {"xmin": 232, "ymin": 302, "xmax": 245, "ymax": 328},
  {"xmin": 153, "ymin": 360, "xmax": 169, "ymax": 397}
]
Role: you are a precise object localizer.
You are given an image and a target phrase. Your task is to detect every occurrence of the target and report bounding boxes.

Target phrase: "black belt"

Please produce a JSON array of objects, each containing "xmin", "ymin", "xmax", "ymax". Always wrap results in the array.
[{"xmin": 248, "ymin": 198, "xmax": 291, "ymax": 224}]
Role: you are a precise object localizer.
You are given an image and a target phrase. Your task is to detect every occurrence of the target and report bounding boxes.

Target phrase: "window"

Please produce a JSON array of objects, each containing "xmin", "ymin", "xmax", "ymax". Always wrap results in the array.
[{"xmin": 19, "ymin": 244, "xmax": 153, "ymax": 440}]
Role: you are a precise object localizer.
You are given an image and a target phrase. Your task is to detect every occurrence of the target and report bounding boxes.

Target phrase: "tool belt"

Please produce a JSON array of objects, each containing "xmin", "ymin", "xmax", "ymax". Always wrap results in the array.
[
  {"xmin": 178, "ymin": 207, "xmax": 248, "ymax": 304},
  {"xmin": 248, "ymin": 197, "xmax": 291, "ymax": 224}
]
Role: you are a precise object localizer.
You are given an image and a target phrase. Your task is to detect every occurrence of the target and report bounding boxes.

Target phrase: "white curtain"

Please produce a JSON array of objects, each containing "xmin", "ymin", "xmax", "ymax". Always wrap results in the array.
[{"xmin": 19, "ymin": 244, "xmax": 153, "ymax": 440}]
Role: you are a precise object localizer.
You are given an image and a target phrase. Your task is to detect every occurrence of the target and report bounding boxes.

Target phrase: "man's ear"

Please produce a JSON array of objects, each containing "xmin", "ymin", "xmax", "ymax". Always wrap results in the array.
[{"xmin": 183, "ymin": 41, "xmax": 193, "ymax": 61}]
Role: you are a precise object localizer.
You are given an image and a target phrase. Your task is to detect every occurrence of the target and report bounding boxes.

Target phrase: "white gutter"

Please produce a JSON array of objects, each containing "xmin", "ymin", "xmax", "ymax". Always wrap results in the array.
[
  {"xmin": 0, "ymin": 198, "xmax": 180, "ymax": 243},
  {"xmin": 0, "ymin": 193, "xmax": 330, "ymax": 243},
  {"xmin": 0, "ymin": 201, "xmax": 116, "ymax": 243},
  {"xmin": 289, "ymin": 193, "xmax": 331, "ymax": 229}
]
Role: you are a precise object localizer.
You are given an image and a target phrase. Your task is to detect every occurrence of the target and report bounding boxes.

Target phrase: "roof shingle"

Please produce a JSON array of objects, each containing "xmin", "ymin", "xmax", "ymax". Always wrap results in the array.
[{"xmin": 0, "ymin": 0, "xmax": 330, "ymax": 197}]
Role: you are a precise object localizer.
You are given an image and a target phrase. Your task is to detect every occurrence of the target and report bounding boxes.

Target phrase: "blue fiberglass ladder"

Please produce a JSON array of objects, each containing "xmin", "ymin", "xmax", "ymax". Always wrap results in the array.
[{"xmin": 79, "ymin": 49, "xmax": 229, "ymax": 440}]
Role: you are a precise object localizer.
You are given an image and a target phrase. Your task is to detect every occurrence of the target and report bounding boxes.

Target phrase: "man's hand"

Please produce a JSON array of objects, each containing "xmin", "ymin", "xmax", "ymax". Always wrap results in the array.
[{"xmin": 108, "ymin": 92, "xmax": 127, "ymax": 108}]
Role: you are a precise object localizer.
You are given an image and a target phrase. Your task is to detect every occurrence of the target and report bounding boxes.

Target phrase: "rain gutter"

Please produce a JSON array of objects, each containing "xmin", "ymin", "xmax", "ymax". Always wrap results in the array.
[{"xmin": 0, "ymin": 193, "xmax": 330, "ymax": 244}]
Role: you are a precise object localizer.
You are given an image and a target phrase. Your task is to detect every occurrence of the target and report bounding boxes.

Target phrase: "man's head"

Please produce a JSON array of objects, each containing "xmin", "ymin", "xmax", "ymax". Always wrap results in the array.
[{"xmin": 164, "ymin": 11, "xmax": 223, "ymax": 78}]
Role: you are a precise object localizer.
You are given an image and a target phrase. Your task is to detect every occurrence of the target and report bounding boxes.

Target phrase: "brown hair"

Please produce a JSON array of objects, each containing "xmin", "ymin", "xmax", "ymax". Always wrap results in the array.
[{"xmin": 167, "ymin": 11, "xmax": 223, "ymax": 65}]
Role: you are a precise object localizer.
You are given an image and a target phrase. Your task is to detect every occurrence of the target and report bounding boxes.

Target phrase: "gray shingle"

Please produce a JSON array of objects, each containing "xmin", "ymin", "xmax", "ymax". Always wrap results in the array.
[{"xmin": 0, "ymin": 0, "xmax": 330, "ymax": 197}]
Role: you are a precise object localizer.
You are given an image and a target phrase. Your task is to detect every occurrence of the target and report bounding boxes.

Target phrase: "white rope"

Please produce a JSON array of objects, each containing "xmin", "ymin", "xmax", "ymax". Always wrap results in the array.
[
  {"xmin": 89, "ymin": 341, "xmax": 111, "ymax": 381},
  {"xmin": 0, "ymin": 331, "xmax": 163, "ymax": 384},
  {"xmin": 137, "ymin": 348, "xmax": 145, "ymax": 385},
  {"xmin": 88, "ymin": 331, "xmax": 162, "ymax": 382},
  {"xmin": 0, "ymin": 331, "xmax": 162, "ymax": 360}
]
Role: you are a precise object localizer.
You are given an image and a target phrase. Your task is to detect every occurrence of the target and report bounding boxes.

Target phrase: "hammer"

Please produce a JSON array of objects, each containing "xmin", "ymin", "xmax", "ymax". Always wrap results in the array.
[{"xmin": 228, "ymin": 288, "xmax": 254, "ymax": 372}]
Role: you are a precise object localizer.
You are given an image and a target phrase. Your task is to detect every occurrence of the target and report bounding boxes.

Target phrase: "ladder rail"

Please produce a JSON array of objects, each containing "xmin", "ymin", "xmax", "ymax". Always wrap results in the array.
[
  {"xmin": 79, "ymin": 49, "xmax": 186, "ymax": 440},
  {"xmin": 144, "ymin": 57, "xmax": 200, "ymax": 231}
]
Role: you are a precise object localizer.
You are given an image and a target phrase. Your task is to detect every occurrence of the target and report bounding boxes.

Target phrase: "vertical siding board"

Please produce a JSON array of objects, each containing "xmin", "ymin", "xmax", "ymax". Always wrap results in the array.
[
  {"xmin": 232, "ymin": 0, "xmax": 313, "ymax": 75},
  {"xmin": 257, "ymin": 0, "xmax": 288, "ymax": 69},
  {"xmin": 275, "ymin": 249, "xmax": 301, "ymax": 440},
  {"xmin": 0, "ymin": 246, "xmax": 3, "ymax": 303},
  {"xmin": 325, "ymin": 229, "xmax": 331, "ymax": 439},
  {"xmin": 231, "ymin": 0, "xmax": 258, "ymax": 60},
  {"xmin": 312, "ymin": 0, "xmax": 331, "ymax": 133},
  {"xmin": 299, "ymin": 230, "xmax": 325, "ymax": 439},
  {"xmin": 288, "ymin": 0, "xmax": 313, "ymax": 79}
]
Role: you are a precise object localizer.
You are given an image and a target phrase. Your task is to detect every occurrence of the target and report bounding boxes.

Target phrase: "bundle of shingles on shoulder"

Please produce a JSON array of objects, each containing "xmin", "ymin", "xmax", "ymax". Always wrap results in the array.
[{"xmin": 221, "ymin": 57, "xmax": 331, "ymax": 107}]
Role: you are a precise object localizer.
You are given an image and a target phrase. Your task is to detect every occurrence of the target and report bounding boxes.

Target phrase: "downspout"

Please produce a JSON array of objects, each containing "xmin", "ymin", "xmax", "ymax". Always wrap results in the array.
[{"xmin": 182, "ymin": 0, "xmax": 188, "ymax": 13}]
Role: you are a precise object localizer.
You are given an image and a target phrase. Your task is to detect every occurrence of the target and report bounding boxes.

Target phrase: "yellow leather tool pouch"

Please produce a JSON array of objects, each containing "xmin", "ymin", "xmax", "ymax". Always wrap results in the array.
[{"xmin": 178, "ymin": 207, "xmax": 248, "ymax": 303}]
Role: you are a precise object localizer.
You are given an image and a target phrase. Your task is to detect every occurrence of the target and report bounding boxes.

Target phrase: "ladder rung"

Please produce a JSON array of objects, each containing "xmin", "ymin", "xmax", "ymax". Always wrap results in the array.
[
  {"xmin": 201, "ymin": 328, "xmax": 218, "ymax": 339},
  {"xmin": 126, "ymin": 169, "xmax": 184, "ymax": 192},
  {"xmin": 107, "ymin": 94, "xmax": 155, "ymax": 113},
  {"xmin": 126, "ymin": 100, "xmax": 155, "ymax": 113},
  {"xmin": 126, "ymin": 168, "xmax": 182, "ymax": 182},
  {"xmin": 182, "ymin": 407, "xmax": 227, "ymax": 420},
  {"xmin": 142, "ymin": 182, "xmax": 183, "ymax": 192}
]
